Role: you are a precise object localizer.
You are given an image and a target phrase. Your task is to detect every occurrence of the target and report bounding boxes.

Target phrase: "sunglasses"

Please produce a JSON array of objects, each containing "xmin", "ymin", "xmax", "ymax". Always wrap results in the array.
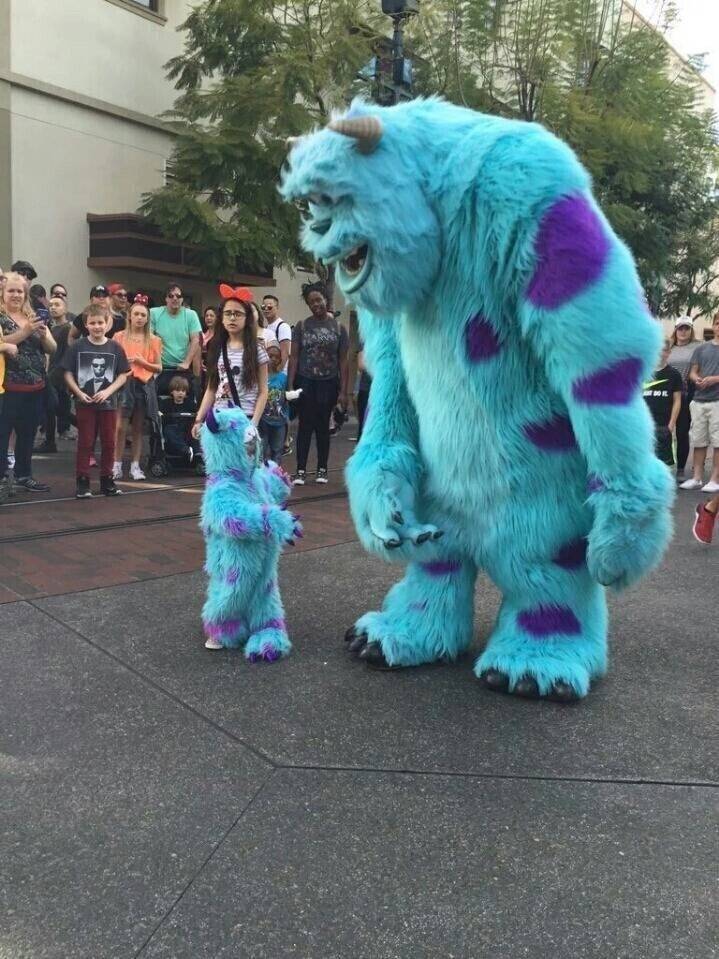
[
  {"xmin": 167, "ymin": 292, "xmax": 183, "ymax": 299},
  {"xmin": 223, "ymin": 310, "xmax": 246, "ymax": 319},
  {"xmin": 115, "ymin": 291, "xmax": 128, "ymax": 298}
]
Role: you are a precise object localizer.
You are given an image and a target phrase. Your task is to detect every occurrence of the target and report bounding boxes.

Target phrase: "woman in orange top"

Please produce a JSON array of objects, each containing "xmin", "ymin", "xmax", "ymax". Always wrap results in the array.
[{"xmin": 113, "ymin": 294, "xmax": 162, "ymax": 481}]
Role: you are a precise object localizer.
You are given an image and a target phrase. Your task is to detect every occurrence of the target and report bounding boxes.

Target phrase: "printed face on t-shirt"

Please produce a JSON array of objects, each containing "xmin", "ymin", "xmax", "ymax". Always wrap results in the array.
[{"xmin": 79, "ymin": 351, "xmax": 116, "ymax": 388}]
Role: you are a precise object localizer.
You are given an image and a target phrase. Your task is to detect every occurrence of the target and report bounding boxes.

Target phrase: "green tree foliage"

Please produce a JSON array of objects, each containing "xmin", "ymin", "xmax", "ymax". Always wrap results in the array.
[
  {"xmin": 409, "ymin": 0, "xmax": 719, "ymax": 316},
  {"xmin": 145, "ymin": 0, "xmax": 718, "ymax": 317},
  {"xmin": 140, "ymin": 0, "xmax": 381, "ymax": 279}
]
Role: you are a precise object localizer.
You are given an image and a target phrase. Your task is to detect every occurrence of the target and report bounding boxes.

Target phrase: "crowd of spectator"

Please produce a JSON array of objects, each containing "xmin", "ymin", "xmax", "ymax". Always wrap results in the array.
[
  {"xmin": 1, "ymin": 258, "xmax": 715, "ymax": 542},
  {"xmin": 0, "ymin": 262, "xmax": 357, "ymax": 505}
]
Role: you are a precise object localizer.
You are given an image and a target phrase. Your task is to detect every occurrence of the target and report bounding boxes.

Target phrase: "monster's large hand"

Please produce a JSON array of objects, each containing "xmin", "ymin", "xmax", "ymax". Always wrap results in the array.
[
  {"xmin": 586, "ymin": 459, "xmax": 673, "ymax": 591},
  {"xmin": 349, "ymin": 459, "xmax": 442, "ymax": 555}
]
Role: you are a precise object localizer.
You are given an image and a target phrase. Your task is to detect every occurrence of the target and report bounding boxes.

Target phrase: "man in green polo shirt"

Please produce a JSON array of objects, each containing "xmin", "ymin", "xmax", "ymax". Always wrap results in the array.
[{"xmin": 150, "ymin": 282, "xmax": 202, "ymax": 395}]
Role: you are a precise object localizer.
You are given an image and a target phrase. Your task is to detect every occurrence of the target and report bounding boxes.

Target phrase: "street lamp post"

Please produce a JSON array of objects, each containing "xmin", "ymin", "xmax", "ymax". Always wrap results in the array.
[{"xmin": 381, "ymin": 0, "xmax": 419, "ymax": 104}]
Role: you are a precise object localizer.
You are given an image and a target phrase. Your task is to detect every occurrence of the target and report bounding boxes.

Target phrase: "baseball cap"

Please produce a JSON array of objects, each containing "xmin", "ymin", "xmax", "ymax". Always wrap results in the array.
[
  {"xmin": 674, "ymin": 316, "xmax": 693, "ymax": 328},
  {"xmin": 90, "ymin": 284, "xmax": 110, "ymax": 297},
  {"xmin": 11, "ymin": 260, "xmax": 37, "ymax": 280}
]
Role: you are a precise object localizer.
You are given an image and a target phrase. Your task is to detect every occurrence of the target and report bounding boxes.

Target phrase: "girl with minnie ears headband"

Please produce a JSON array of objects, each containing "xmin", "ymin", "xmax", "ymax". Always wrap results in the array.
[
  {"xmin": 192, "ymin": 284, "xmax": 269, "ymax": 437},
  {"xmin": 113, "ymin": 293, "xmax": 162, "ymax": 481}
]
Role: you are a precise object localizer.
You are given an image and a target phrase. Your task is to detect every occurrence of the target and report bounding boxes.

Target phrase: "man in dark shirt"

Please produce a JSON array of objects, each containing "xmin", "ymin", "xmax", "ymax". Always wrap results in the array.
[
  {"xmin": 643, "ymin": 338, "xmax": 682, "ymax": 467},
  {"xmin": 70, "ymin": 285, "xmax": 126, "ymax": 342}
]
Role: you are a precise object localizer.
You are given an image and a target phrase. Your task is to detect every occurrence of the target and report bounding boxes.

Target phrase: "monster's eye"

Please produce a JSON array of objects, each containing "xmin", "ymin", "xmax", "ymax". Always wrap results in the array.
[{"xmin": 308, "ymin": 193, "xmax": 334, "ymax": 206}]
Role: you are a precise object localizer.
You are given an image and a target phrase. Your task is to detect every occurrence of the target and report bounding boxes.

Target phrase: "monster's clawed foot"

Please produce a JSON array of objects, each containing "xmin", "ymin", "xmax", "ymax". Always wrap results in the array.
[
  {"xmin": 344, "ymin": 626, "xmax": 397, "ymax": 670},
  {"xmin": 245, "ymin": 631, "xmax": 291, "ymax": 663},
  {"xmin": 478, "ymin": 668, "xmax": 581, "ymax": 703}
]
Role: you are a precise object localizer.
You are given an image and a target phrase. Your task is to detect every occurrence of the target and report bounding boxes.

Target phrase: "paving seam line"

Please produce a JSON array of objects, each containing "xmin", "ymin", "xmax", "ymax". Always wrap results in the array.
[
  {"xmin": 277, "ymin": 762, "xmax": 719, "ymax": 791},
  {"xmin": 28, "ymin": 600, "xmax": 278, "ymax": 769},
  {"xmin": 132, "ymin": 767, "xmax": 278, "ymax": 959}
]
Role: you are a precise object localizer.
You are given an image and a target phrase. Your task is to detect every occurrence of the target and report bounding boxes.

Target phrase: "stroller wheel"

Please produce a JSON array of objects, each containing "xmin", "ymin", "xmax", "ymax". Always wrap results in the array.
[{"xmin": 149, "ymin": 461, "xmax": 168, "ymax": 478}]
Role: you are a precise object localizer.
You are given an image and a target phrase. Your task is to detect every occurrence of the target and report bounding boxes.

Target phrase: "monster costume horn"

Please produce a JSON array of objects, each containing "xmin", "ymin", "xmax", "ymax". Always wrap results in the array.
[{"xmin": 327, "ymin": 116, "xmax": 382, "ymax": 154}]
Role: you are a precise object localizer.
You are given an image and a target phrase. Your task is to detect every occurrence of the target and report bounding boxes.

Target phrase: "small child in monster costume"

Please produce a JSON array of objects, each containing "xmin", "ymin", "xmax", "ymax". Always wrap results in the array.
[
  {"xmin": 280, "ymin": 98, "xmax": 673, "ymax": 702},
  {"xmin": 199, "ymin": 404, "xmax": 301, "ymax": 659}
]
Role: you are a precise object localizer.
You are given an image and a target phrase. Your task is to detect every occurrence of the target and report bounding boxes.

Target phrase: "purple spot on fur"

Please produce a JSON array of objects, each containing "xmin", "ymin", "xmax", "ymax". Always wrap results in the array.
[
  {"xmin": 572, "ymin": 357, "xmax": 643, "ymax": 406},
  {"xmin": 206, "ymin": 473, "xmax": 221, "ymax": 486},
  {"xmin": 587, "ymin": 474, "xmax": 605, "ymax": 493},
  {"xmin": 203, "ymin": 617, "xmax": 245, "ymax": 638},
  {"xmin": 518, "ymin": 604, "xmax": 582, "ymax": 637},
  {"xmin": 264, "ymin": 579, "xmax": 277, "ymax": 594},
  {"xmin": 465, "ymin": 313, "xmax": 501, "ymax": 362},
  {"xmin": 409, "ymin": 601, "xmax": 428, "ymax": 612},
  {"xmin": 257, "ymin": 618, "xmax": 286, "ymax": 633},
  {"xmin": 524, "ymin": 413, "xmax": 577, "ymax": 451},
  {"xmin": 224, "ymin": 518, "xmax": 249, "ymax": 537},
  {"xmin": 229, "ymin": 468, "xmax": 248, "ymax": 483},
  {"xmin": 420, "ymin": 560, "xmax": 461, "ymax": 577},
  {"xmin": 226, "ymin": 568, "xmax": 240, "ymax": 585},
  {"xmin": 527, "ymin": 194, "xmax": 610, "ymax": 309},
  {"xmin": 553, "ymin": 537, "xmax": 588, "ymax": 570},
  {"xmin": 261, "ymin": 505, "xmax": 271, "ymax": 538},
  {"xmin": 261, "ymin": 644, "xmax": 281, "ymax": 662},
  {"xmin": 248, "ymin": 652, "xmax": 260, "ymax": 663}
]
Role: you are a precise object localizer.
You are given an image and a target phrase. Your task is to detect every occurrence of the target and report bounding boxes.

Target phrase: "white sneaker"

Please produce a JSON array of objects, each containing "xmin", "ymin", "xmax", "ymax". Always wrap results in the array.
[
  {"xmin": 7, "ymin": 453, "xmax": 14, "ymax": 470},
  {"xmin": 129, "ymin": 463, "xmax": 146, "ymax": 481},
  {"xmin": 112, "ymin": 461, "xmax": 123, "ymax": 480},
  {"xmin": 204, "ymin": 637, "xmax": 223, "ymax": 650},
  {"xmin": 701, "ymin": 480, "xmax": 719, "ymax": 493},
  {"xmin": 679, "ymin": 478, "xmax": 704, "ymax": 490}
]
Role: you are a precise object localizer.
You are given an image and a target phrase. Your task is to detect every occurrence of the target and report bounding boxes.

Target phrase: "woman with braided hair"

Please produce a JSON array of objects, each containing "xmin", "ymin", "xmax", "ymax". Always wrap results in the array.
[{"xmin": 286, "ymin": 281, "xmax": 349, "ymax": 485}]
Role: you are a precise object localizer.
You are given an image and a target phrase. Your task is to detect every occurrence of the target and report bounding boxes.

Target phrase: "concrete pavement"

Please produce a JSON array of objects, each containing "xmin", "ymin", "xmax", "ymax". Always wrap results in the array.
[{"xmin": 1, "ymin": 432, "xmax": 717, "ymax": 958}]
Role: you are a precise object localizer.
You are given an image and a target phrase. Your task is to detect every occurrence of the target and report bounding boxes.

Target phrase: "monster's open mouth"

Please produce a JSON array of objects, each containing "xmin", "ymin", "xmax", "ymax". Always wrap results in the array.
[
  {"xmin": 341, "ymin": 244, "xmax": 368, "ymax": 276},
  {"xmin": 337, "ymin": 243, "xmax": 372, "ymax": 294}
]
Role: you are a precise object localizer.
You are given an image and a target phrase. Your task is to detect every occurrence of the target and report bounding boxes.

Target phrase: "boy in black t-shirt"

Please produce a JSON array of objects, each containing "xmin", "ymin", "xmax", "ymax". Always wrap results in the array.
[
  {"xmin": 62, "ymin": 305, "xmax": 129, "ymax": 497},
  {"xmin": 643, "ymin": 338, "xmax": 682, "ymax": 467}
]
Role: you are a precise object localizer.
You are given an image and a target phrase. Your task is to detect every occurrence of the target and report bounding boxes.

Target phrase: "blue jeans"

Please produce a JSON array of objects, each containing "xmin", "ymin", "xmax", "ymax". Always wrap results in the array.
[{"xmin": 260, "ymin": 421, "xmax": 285, "ymax": 464}]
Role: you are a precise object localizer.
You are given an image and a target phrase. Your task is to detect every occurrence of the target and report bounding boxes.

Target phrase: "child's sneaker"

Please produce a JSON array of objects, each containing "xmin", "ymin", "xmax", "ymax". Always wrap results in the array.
[
  {"xmin": 692, "ymin": 503, "xmax": 716, "ymax": 545},
  {"xmin": 129, "ymin": 462, "xmax": 146, "ymax": 481},
  {"xmin": 204, "ymin": 636, "xmax": 223, "ymax": 650},
  {"xmin": 75, "ymin": 475, "xmax": 92, "ymax": 499},
  {"xmin": 112, "ymin": 461, "xmax": 123, "ymax": 480},
  {"xmin": 292, "ymin": 469, "xmax": 306, "ymax": 486},
  {"xmin": 100, "ymin": 477, "xmax": 122, "ymax": 497},
  {"xmin": 315, "ymin": 468, "xmax": 328, "ymax": 484}
]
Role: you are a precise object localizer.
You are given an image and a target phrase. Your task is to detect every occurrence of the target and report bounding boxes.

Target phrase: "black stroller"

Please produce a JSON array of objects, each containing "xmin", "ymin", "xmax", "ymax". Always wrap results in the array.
[{"xmin": 146, "ymin": 370, "xmax": 205, "ymax": 478}]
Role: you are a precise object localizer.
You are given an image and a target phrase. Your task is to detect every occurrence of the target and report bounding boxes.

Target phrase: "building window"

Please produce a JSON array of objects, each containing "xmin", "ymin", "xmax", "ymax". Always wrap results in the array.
[{"xmin": 104, "ymin": 0, "xmax": 166, "ymax": 22}]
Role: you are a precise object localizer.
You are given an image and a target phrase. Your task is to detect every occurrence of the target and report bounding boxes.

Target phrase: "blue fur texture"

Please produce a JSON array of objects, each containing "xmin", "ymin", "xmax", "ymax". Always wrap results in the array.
[
  {"xmin": 280, "ymin": 98, "xmax": 673, "ymax": 697},
  {"xmin": 199, "ymin": 406, "xmax": 301, "ymax": 661}
]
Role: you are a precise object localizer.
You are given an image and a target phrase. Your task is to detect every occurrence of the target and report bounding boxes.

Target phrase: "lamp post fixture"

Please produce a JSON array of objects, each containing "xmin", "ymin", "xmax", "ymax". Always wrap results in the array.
[{"xmin": 381, "ymin": 0, "xmax": 419, "ymax": 104}]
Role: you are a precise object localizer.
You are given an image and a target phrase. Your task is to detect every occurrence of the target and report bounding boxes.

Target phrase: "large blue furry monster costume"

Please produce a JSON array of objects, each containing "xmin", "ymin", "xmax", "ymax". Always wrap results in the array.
[
  {"xmin": 280, "ymin": 99, "xmax": 672, "ymax": 700},
  {"xmin": 200, "ymin": 406, "xmax": 301, "ymax": 661}
]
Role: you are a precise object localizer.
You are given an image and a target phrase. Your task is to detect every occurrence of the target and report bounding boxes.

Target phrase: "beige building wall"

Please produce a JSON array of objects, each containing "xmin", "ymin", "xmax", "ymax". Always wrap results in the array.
[{"xmin": 0, "ymin": 0, "xmax": 314, "ymax": 320}]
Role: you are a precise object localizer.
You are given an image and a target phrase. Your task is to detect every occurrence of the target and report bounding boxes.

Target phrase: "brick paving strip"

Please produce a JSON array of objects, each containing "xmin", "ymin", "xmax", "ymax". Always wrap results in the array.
[{"xmin": 0, "ymin": 476, "xmax": 356, "ymax": 604}]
